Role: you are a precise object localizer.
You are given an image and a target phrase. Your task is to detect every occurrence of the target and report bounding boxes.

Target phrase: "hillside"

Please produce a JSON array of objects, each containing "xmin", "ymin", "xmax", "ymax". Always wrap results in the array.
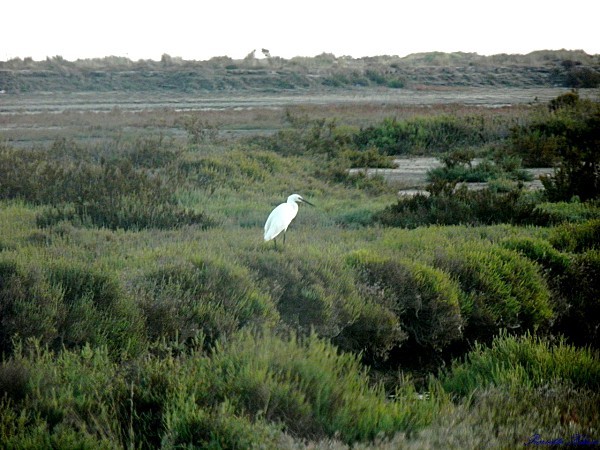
[{"xmin": 1, "ymin": 50, "xmax": 600, "ymax": 94}]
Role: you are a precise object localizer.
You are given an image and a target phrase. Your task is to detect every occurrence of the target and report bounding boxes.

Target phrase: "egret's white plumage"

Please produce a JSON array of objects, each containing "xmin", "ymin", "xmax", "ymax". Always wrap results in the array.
[{"xmin": 264, "ymin": 194, "xmax": 313, "ymax": 245}]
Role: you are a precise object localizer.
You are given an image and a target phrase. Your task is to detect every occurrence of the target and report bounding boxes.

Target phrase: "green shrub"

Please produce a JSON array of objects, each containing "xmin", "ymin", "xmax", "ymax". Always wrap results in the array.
[
  {"xmin": 200, "ymin": 329, "xmax": 432, "ymax": 443},
  {"xmin": 246, "ymin": 248, "xmax": 363, "ymax": 340},
  {"xmin": 500, "ymin": 236, "xmax": 572, "ymax": 281},
  {"xmin": 0, "ymin": 254, "xmax": 145, "ymax": 357},
  {"xmin": 46, "ymin": 261, "xmax": 145, "ymax": 355},
  {"xmin": 354, "ymin": 115, "xmax": 489, "ymax": 155},
  {"xmin": 0, "ymin": 342, "xmax": 124, "ymax": 448},
  {"xmin": 441, "ymin": 332, "xmax": 600, "ymax": 398},
  {"xmin": 0, "ymin": 147, "xmax": 212, "ymax": 231},
  {"xmin": 341, "ymin": 147, "xmax": 396, "ymax": 169},
  {"xmin": 333, "ymin": 300, "xmax": 407, "ymax": 366},
  {"xmin": 0, "ymin": 255, "xmax": 65, "ymax": 355},
  {"xmin": 555, "ymin": 250, "xmax": 600, "ymax": 348},
  {"xmin": 427, "ymin": 157, "xmax": 532, "ymax": 184},
  {"xmin": 136, "ymin": 257, "xmax": 278, "ymax": 347},
  {"xmin": 346, "ymin": 251, "xmax": 463, "ymax": 357},
  {"xmin": 163, "ymin": 399, "xmax": 282, "ymax": 449},
  {"xmin": 511, "ymin": 93, "xmax": 600, "ymax": 201},
  {"xmin": 376, "ymin": 185, "xmax": 537, "ymax": 228},
  {"xmin": 432, "ymin": 244, "xmax": 553, "ymax": 341},
  {"xmin": 532, "ymin": 200, "xmax": 600, "ymax": 224},
  {"xmin": 549, "ymin": 219, "xmax": 600, "ymax": 252}
]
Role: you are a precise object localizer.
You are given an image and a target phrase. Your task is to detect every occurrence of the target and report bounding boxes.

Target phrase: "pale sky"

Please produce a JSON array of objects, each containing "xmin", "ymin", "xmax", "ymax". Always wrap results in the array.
[{"xmin": 2, "ymin": 0, "xmax": 599, "ymax": 61}]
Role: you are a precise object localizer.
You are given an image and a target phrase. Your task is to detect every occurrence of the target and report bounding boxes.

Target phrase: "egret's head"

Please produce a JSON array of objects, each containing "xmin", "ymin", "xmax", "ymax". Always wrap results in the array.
[{"xmin": 287, "ymin": 194, "xmax": 314, "ymax": 206}]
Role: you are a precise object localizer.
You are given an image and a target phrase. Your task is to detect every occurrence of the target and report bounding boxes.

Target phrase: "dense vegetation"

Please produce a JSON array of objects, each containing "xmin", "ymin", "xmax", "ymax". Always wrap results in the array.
[
  {"xmin": 1, "ymin": 91, "xmax": 599, "ymax": 448},
  {"xmin": 1, "ymin": 50, "xmax": 600, "ymax": 94}
]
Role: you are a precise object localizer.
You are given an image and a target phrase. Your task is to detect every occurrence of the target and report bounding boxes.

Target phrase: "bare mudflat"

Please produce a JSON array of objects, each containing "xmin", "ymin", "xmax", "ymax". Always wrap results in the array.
[{"xmin": 1, "ymin": 87, "xmax": 595, "ymax": 114}]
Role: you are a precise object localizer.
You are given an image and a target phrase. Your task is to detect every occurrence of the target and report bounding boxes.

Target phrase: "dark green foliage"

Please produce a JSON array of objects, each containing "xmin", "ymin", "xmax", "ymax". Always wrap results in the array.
[
  {"xmin": 347, "ymin": 251, "xmax": 463, "ymax": 360},
  {"xmin": 0, "ymin": 330, "xmax": 434, "ymax": 448},
  {"xmin": 0, "ymin": 146, "xmax": 212, "ymax": 231},
  {"xmin": 354, "ymin": 116, "xmax": 489, "ymax": 155},
  {"xmin": 0, "ymin": 255, "xmax": 65, "ymax": 355},
  {"xmin": 427, "ymin": 157, "xmax": 531, "ymax": 184},
  {"xmin": 0, "ymin": 359, "xmax": 29, "ymax": 403},
  {"xmin": 501, "ymin": 230, "xmax": 600, "ymax": 348},
  {"xmin": 554, "ymin": 250, "xmax": 600, "ymax": 348},
  {"xmin": 200, "ymin": 330, "xmax": 428, "ymax": 443},
  {"xmin": 500, "ymin": 236, "xmax": 572, "ymax": 283},
  {"xmin": 136, "ymin": 257, "xmax": 278, "ymax": 347},
  {"xmin": 247, "ymin": 248, "xmax": 363, "ymax": 340},
  {"xmin": 333, "ymin": 302, "xmax": 406, "ymax": 365},
  {"xmin": 432, "ymin": 245, "xmax": 553, "ymax": 341},
  {"xmin": 376, "ymin": 185, "xmax": 537, "ymax": 228},
  {"xmin": 549, "ymin": 219, "xmax": 600, "ymax": 253},
  {"xmin": 532, "ymin": 200, "xmax": 600, "ymax": 224},
  {"xmin": 163, "ymin": 400, "xmax": 282, "ymax": 449},
  {"xmin": 0, "ymin": 254, "xmax": 144, "ymax": 357},
  {"xmin": 441, "ymin": 332, "xmax": 600, "ymax": 398},
  {"xmin": 511, "ymin": 92, "xmax": 600, "ymax": 200}
]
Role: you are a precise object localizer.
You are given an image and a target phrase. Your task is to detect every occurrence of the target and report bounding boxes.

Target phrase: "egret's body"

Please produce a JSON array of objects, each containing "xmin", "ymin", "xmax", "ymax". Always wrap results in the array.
[{"xmin": 264, "ymin": 194, "xmax": 313, "ymax": 246}]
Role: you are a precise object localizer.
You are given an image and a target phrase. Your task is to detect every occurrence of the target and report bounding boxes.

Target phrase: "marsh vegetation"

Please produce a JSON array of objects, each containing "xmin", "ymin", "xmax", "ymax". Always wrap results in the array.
[{"xmin": 1, "ymin": 84, "xmax": 599, "ymax": 448}]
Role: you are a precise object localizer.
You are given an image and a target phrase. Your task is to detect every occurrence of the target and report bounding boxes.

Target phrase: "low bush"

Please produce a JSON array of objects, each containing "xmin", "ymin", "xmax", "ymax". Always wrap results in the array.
[
  {"xmin": 427, "ymin": 158, "xmax": 532, "ymax": 185},
  {"xmin": 0, "ymin": 254, "xmax": 145, "ymax": 357},
  {"xmin": 246, "ymin": 248, "xmax": 364, "ymax": 340},
  {"xmin": 510, "ymin": 92, "xmax": 600, "ymax": 201},
  {"xmin": 554, "ymin": 250, "xmax": 600, "ymax": 348},
  {"xmin": 0, "ymin": 146, "xmax": 212, "ymax": 231},
  {"xmin": 200, "ymin": 329, "xmax": 436, "ymax": 443},
  {"xmin": 500, "ymin": 236, "xmax": 572, "ymax": 282},
  {"xmin": 441, "ymin": 332, "xmax": 600, "ymax": 398},
  {"xmin": 432, "ymin": 244, "xmax": 553, "ymax": 342},
  {"xmin": 333, "ymin": 300, "xmax": 407, "ymax": 365},
  {"xmin": 500, "ymin": 233, "xmax": 599, "ymax": 348},
  {"xmin": 0, "ymin": 255, "xmax": 66, "ymax": 355},
  {"xmin": 548, "ymin": 218, "xmax": 600, "ymax": 253},
  {"xmin": 376, "ymin": 185, "xmax": 537, "ymax": 228},
  {"xmin": 0, "ymin": 342, "xmax": 124, "ymax": 449},
  {"xmin": 532, "ymin": 200, "xmax": 600, "ymax": 224},
  {"xmin": 354, "ymin": 115, "xmax": 491, "ymax": 155},
  {"xmin": 346, "ymin": 251, "xmax": 463, "ymax": 366},
  {"xmin": 163, "ymin": 399, "xmax": 282, "ymax": 449},
  {"xmin": 136, "ymin": 256, "xmax": 278, "ymax": 348}
]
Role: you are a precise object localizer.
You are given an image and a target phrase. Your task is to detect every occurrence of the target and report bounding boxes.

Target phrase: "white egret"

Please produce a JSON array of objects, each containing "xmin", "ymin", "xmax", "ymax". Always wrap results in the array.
[{"xmin": 264, "ymin": 194, "xmax": 314, "ymax": 246}]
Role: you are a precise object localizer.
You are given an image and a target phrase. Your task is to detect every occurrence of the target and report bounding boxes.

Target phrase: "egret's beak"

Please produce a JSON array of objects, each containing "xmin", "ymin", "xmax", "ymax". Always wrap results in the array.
[{"xmin": 300, "ymin": 198, "xmax": 315, "ymax": 206}]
